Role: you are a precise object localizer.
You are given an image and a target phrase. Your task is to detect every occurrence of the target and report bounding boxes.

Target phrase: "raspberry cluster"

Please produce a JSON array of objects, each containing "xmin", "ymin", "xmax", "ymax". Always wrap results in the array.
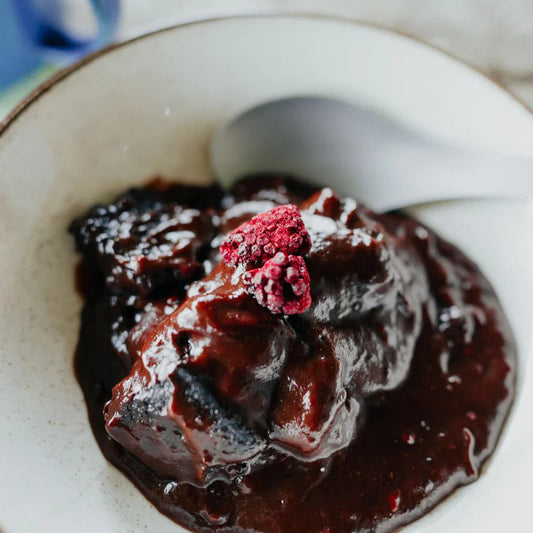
[
  {"xmin": 221, "ymin": 205, "xmax": 312, "ymax": 315},
  {"xmin": 243, "ymin": 252, "xmax": 311, "ymax": 315},
  {"xmin": 220, "ymin": 204, "xmax": 311, "ymax": 267}
]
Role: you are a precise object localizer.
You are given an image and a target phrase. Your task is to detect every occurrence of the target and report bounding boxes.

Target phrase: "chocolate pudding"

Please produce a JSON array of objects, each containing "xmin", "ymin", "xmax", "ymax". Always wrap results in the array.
[{"xmin": 70, "ymin": 176, "xmax": 515, "ymax": 533}]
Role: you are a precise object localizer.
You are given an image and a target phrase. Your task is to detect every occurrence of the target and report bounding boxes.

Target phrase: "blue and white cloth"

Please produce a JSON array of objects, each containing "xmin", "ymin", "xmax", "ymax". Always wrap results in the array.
[{"xmin": 0, "ymin": 0, "xmax": 120, "ymax": 90}]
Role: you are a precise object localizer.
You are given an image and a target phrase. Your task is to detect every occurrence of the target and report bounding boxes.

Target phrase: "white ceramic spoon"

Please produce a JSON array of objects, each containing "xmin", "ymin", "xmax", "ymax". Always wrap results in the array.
[{"xmin": 211, "ymin": 96, "xmax": 533, "ymax": 211}]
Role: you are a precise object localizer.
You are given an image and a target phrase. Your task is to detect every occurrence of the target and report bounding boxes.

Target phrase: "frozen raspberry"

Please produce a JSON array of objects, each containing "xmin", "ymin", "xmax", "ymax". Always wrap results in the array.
[
  {"xmin": 243, "ymin": 252, "xmax": 311, "ymax": 315},
  {"xmin": 221, "ymin": 205, "xmax": 311, "ymax": 267}
]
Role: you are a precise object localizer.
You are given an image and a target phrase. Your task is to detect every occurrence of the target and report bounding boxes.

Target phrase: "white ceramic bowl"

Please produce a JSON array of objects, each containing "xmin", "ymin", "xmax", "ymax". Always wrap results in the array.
[{"xmin": 0, "ymin": 15, "xmax": 532, "ymax": 533}]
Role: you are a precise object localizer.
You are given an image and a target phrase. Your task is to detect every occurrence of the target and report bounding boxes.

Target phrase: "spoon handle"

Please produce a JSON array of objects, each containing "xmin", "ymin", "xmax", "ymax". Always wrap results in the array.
[{"xmin": 350, "ymin": 142, "xmax": 533, "ymax": 211}]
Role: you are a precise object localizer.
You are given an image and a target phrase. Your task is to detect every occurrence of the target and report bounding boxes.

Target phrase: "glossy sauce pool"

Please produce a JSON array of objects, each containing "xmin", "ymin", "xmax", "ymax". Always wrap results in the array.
[{"xmin": 72, "ymin": 177, "xmax": 515, "ymax": 533}]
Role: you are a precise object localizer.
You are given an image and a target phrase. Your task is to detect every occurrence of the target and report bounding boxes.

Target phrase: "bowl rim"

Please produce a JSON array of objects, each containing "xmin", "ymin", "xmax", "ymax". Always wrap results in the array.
[
  {"xmin": 0, "ymin": 12, "xmax": 531, "ymax": 139},
  {"xmin": 0, "ymin": 14, "xmax": 531, "ymax": 532}
]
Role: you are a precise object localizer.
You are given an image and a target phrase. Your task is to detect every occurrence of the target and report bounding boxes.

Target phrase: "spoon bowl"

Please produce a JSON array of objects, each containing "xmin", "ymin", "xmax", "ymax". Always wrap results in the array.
[{"xmin": 211, "ymin": 96, "xmax": 533, "ymax": 211}]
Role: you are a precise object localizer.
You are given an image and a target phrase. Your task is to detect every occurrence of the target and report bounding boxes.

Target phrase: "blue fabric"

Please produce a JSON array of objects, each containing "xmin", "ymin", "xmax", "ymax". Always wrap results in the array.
[{"xmin": 0, "ymin": 0, "xmax": 120, "ymax": 89}]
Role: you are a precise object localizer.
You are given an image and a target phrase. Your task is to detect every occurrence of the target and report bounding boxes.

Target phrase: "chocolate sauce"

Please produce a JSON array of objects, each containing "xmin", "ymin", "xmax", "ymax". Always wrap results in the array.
[{"xmin": 71, "ymin": 176, "xmax": 515, "ymax": 533}]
